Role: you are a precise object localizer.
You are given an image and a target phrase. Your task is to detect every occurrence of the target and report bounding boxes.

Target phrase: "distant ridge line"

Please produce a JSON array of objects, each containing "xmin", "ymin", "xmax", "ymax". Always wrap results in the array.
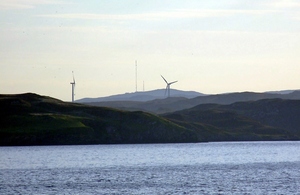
[
  {"xmin": 76, "ymin": 89, "xmax": 204, "ymax": 103},
  {"xmin": 78, "ymin": 90, "xmax": 300, "ymax": 114}
]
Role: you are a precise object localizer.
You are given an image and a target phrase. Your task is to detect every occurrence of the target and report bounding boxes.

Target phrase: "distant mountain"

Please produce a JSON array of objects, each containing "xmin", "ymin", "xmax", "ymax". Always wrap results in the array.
[
  {"xmin": 76, "ymin": 89, "xmax": 204, "ymax": 103},
  {"xmin": 265, "ymin": 89, "xmax": 297, "ymax": 94},
  {"xmin": 84, "ymin": 90, "xmax": 300, "ymax": 114}
]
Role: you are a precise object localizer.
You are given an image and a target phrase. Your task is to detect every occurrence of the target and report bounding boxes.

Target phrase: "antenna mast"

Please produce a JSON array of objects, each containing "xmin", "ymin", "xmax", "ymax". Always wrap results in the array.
[{"xmin": 135, "ymin": 60, "xmax": 137, "ymax": 92}]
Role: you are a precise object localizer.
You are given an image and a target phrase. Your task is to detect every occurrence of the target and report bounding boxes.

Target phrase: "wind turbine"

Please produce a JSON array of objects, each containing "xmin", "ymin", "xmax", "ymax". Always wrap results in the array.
[
  {"xmin": 70, "ymin": 71, "xmax": 75, "ymax": 102},
  {"xmin": 161, "ymin": 75, "xmax": 178, "ymax": 98}
]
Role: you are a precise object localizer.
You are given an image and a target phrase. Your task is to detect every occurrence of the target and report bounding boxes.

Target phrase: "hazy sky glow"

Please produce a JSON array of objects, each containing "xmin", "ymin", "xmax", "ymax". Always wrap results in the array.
[{"xmin": 1, "ymin": 0, "xmax": 300, "ymax": 101}]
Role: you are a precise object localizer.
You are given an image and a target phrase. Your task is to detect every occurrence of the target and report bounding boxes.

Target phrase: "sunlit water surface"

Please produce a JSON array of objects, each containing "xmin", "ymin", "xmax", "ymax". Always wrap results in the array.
[{"xmin": 1, "ymin": 141, "xmax": 300, "ymax": 194}]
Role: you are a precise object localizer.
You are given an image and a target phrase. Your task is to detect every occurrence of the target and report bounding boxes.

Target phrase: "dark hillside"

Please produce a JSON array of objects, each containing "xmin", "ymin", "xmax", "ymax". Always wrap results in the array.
[
  {"xmin": 223, "ymin": 99, "xmax": 300, "ymax": 135},
  {"xmin": 186, "ymin": 98, "xmax": 300, "ymax": 135},
  {"xmin": 2, "ymin": 93, "xmax": 299, "ymax": 146},
  {"xmin": 86, "ymin": 97, "xmax": 190, "ymax": 114},
  {"xmin": 0, "ymin": 93, "xmax": 198, "ymax": 146},
  {"xmin": 163, "ymin": 99, "xmax": 300, "ymax": 140},
  {"xmin": 164, "ymin": 109, "xmax": 295, "ymax": 142}
]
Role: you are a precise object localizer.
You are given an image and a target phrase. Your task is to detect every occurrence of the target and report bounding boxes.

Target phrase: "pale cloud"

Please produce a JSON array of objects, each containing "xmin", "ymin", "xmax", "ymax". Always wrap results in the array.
[
  {"xmin": 266, "ymin": 0, "xmax": 300, "ymax": 8},
  {"xmin": 38, "ymin": 9, "xmax": 278, "ymax": 21},
  {"xmin": 263, "ymin": 0, "xmax": 300, "ymax": 21},
  {"xmin": 0, "ymin": 0, "xmax": 65, "ymax": 10},
  {"xmin": 291, "ymin": 14, "xmax": 300, "ymax": 20}
]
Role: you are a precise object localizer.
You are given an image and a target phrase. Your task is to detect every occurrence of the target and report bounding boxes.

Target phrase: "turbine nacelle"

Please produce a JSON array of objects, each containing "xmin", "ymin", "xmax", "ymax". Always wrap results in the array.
[{"xmin": 161, "ymin": 75, "xmax": 178, "ymax": 98}]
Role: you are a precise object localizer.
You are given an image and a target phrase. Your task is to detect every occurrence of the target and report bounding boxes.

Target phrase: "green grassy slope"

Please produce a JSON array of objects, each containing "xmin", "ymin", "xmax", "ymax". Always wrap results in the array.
[
  {"xmin": 1, "ymin": 93, "xmax": 299, "ymax": 146},
  {"xmin": 0, "ymin": 93, "xmax": 198, "ymax": 146}
]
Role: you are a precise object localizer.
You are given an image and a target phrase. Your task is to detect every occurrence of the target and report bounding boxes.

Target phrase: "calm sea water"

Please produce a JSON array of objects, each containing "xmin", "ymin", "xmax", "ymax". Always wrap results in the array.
[{"xmin": 0, "ymin": 141, "xmax": 300, "ymax": 194}]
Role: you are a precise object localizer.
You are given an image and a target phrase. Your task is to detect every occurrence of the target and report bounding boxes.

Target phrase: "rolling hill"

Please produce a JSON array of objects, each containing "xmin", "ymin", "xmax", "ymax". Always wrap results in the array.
[
  {"xmin": 1, "ymin": 93, "xmax": 300, "ymax": 146},
  {"xmin": 0, "ymin": 93, "xmax": 198, "ymax": 146},
  {"xmin": 163, "ymin": 98, "xmax": 300, "ymax": 141}
]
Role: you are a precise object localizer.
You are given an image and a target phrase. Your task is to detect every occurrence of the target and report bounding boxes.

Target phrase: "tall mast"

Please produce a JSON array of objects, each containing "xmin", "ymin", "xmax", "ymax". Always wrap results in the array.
[{"xmin": 135, "ymin": 60, "xmax": 137, "ymax": 92}]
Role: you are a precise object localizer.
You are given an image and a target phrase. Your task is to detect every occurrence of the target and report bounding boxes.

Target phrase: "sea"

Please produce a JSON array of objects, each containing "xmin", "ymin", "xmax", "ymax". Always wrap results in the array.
[{"xmin": 0, "ymin": 141, "xmax": 300, "ymax": 194}]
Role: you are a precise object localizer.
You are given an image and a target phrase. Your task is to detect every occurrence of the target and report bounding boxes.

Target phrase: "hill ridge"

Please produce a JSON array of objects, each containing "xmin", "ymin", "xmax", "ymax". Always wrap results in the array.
[
  {"xmin": 84, "ymin": 90, "xmax": 300, "ymax": 114},
  {"xmin": 76, "ymin": 89, "xmax": 204, "ymax": 103},
  {"xmin": 1, "ymin": 93, "xmax": 300, "ymax": 146}
]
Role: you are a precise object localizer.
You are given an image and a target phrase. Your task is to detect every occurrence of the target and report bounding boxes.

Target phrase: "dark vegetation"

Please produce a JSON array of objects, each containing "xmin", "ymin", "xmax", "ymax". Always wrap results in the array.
[
  {"xmin": 0, "ymin": 93, "xmax": 198, "ymax": 146},
  {"xmin": 1, "ymin": 93, "xmax": 300, "ymax": 146},
  {"xmin": 163, "ymin": 98, "xmax": 300, "ymax": 141}
]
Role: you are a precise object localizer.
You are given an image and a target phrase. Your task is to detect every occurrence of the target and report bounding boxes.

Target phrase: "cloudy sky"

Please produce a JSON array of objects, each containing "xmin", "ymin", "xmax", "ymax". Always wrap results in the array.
[{"xmin": 1, "ymin": 0, "xmax": 300, "ymax": 101}]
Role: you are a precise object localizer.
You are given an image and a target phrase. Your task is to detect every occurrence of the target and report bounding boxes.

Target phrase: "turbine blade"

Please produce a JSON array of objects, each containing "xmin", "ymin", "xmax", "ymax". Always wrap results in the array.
[
  {"xmin": 169, "ymin": 81, "xmax": 178, "ymax": 85},
  {"xmin": 161, "ymin": 75, "xmax": 168, "ymax": 84}
]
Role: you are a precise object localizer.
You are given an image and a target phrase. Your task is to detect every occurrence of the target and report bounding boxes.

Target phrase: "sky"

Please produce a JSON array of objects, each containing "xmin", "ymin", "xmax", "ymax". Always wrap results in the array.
[{"xmin": 1, "ymin": 0, "xmax": 300, "ymax": 101}]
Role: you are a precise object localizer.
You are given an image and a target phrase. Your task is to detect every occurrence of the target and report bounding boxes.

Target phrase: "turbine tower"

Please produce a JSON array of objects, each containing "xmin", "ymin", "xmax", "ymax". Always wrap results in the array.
[
  {"xmin": 161, "ymin": 75, "xmax": 178, "ymax": 98},
  {"xmin": 70, "ymin": 71, "xmax": 75, "ymax": 102}
]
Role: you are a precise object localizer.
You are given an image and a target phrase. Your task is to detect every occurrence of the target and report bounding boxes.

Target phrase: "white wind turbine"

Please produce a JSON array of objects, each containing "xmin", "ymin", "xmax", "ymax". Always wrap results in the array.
[
  {"xmin": 70, "ymin": 71, "xmax": 76, "ymax": 102},
  {"xmin": 161, "ymin": 75, "xmax": 178, "ymax": 98}
]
